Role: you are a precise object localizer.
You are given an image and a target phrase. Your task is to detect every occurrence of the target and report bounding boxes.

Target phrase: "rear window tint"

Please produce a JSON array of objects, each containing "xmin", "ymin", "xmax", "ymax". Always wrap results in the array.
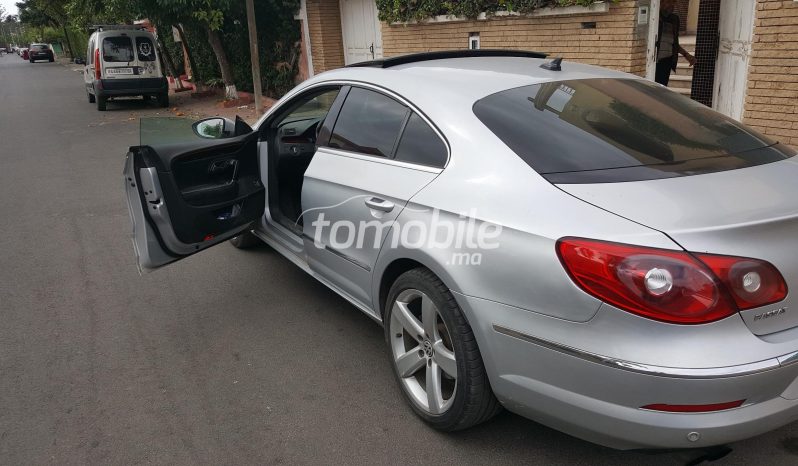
[
  {"xmin": 31, "ymin": 45, "xmax": 48, "ymax": 50},
  {"xmin": 473, "ymin": 79, "xmax": 790, "ymax": 183},
  {"xmin": 103, "ymin": 37, "xmax": 134, "ymax": 62},
  {"xmin": 394, "ymin": 113, "xmax": 448, "ymax": 168},
  {"xmin": 329, "ymin": 87, "xmax": 408, "ymax": 157},
  {"xmin": 135, "ymin": 37, "xmax": 156, "ymax": 61}
]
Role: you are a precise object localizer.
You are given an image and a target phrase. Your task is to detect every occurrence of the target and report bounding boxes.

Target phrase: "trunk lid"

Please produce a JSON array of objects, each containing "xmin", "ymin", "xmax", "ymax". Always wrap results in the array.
[{"xmin": 559, "ymin": 157, "xmax": 798, "ymax": 335}]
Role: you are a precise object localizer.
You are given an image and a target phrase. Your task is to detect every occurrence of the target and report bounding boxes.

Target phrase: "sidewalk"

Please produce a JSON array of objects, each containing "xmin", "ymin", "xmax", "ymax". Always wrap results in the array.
[{"xmin": 63, "ymin": 58, "xmax": 275, "ymax": 125}]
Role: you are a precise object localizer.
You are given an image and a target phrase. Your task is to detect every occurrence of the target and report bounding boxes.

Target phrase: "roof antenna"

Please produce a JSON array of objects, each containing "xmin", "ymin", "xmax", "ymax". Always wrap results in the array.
[{"xmin": 540, "ymin": 57, "xmax": 562, "ymax": 71}]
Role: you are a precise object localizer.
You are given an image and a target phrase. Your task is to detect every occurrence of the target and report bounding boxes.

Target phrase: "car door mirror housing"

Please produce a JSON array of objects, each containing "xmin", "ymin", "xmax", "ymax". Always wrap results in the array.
[{"xmin": 192, "ymin": 117, "xmax": 236, "ymax": 139}]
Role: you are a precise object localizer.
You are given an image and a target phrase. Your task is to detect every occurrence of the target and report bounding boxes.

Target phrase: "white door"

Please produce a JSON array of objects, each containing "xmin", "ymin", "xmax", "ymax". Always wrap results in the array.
[
  {"xmin": 713, "ymin": 0, "xmax": 756, "ymax": 120},
  {"xmin": 340, "ymin": 0, "xmax": 383, "ymax": 65}
]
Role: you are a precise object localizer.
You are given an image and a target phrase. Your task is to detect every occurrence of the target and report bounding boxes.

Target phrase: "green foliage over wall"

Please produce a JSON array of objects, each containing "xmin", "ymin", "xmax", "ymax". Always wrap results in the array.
[{"xmin": 375, "ymin": 0, "xmax": 606, "ymax": 23}]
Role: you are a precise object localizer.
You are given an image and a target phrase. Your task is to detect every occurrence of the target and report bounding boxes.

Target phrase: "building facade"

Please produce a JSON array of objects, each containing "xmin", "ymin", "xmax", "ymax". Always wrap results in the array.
[{"xmin": 296, "ymin": 0, "xmax": 798, "ymax": 146}]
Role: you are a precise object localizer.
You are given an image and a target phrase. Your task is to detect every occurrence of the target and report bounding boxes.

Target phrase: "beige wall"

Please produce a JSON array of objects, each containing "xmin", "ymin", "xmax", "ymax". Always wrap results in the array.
[
  {"xmin": 744, "ymin": 0, "xmax": 798, "ymax": 147},
  {"xmin": 306, "ymin": 0, "xmax": 345, "ymax": 73},
  {"xmin": 381, "ymin": 1, "xmax": 649, "ymax": 75}
]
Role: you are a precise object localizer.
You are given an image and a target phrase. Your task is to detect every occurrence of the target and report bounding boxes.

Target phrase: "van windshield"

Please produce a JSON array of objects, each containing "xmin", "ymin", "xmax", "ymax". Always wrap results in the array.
[
  {"xmin": 103, "ymin": 37, "xmax": 134, "ymax": 62},
  {"xmin": 473, "ymin": 78, "xmax": 794, "ymax": 183}
]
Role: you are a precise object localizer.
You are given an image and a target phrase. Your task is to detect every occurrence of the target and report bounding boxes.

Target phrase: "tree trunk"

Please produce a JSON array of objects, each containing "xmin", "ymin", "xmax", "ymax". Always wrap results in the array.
[
  {"xmin": 174, "ymin": 24, "xmax": 205, "ymax": 92},
  {"xmin": 205, "ymin": 26, "xmax": 238, "ymax": 100},
  {"xmin": 154, "ymin": 34, "xmax": 184, "ymax": 90},
  {"xmin": 61, "ymin": 24, "xmax": 74, "ymax": 59}
]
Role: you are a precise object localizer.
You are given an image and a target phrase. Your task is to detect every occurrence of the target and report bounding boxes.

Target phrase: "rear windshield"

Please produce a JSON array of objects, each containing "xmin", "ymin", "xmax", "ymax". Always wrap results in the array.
[
  {"xmin": 30, "ymin": 45, "xmax": 48, "ymax": 50},
  {"xmin": 103, "ymin": 37, "xmax": 134, "ymax": 62},
  {"xmin": 473, "ymin": 78, "xmax": 794, "ymax": 183}
]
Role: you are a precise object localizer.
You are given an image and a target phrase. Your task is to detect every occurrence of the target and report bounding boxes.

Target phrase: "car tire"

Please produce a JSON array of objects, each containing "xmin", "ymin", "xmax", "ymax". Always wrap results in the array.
[
  {"xmin": 87, "ymin": 89, "xmax": 95, "ymax": 103},
  {"xmin": 49, "ymin": 57, "xmax": 54, "ymax": 62},
  {"xmin": 158, "ymin": 93, "xmax": 169, "ymax": 108},
  {"xmin": 384, "ymin": 267, "xmax": 501, "ymax": 431},
  {"xmin": 229, "ymin": 230, "xmax": 263, "ymax": 249},
  {"xmin": 29, "ymin": 59, "xmax": 34, "ymax": 63},
  {"xmin": 96, "ymin": 96, "xmax": 107, "ymax": 111}
]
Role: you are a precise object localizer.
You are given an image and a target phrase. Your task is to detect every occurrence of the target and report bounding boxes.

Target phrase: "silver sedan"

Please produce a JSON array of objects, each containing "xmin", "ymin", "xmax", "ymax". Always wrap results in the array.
[{"xmin": 124, "ymin": 50, "xmax": 798, "ymax": 450}]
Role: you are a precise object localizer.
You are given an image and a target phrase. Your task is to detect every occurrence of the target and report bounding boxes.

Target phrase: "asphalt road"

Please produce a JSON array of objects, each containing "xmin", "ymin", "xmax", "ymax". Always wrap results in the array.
[{"xmin": 1, "ymin": 56, "xmax": 797, "ymax": 466}]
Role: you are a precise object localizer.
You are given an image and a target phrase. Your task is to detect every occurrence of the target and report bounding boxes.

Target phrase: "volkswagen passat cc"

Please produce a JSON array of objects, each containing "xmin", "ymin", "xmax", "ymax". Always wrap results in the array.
[{"xmin": 124, "ymin": 50, "xmax": 798, "ymax": 450}]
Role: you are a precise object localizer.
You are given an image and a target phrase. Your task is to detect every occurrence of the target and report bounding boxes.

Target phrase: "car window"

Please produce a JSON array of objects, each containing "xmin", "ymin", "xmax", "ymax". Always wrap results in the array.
[
  {"xmin": 283, "ymin": 89, "xmax": 340, "ymax": 123},
  {"xmin": 31, "ymin": 44, "xmax": 47, "ymax": 51},
  {"xmin": 135, "ymin": 37, "xmax": 156, "ymax": 62},
  {"xmin": 394, "ymin": 113, "xmax": 448, "ymax": 168},
  {"xmin": 329, "ymin": 87, "xmax": 409, "ymax": 158},
  {"xmin": 87, "ymin": 39, "xmax": 94, "ymax": 64},
  {"xmin": 103, "ymin": 37, "xmax": 134, "ymax": 63},
  {"xmin": 473, "ymin": 78, "xmax": 789, "ymax": 183}
]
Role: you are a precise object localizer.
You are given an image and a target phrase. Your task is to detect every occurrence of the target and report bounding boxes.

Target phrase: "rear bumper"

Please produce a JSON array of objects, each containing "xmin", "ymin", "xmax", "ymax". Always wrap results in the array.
[
  {"xmin": 455, "ymin": 292, "xmax": 798, "ymax": 450},
  {"xmin": 93, "ymin": 78, "xmax": 167, "ymax": 98}
]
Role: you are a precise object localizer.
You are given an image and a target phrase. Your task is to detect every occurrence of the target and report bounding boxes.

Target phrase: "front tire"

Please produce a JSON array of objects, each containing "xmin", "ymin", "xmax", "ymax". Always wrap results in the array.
[
  {"xmin": 385, "ymin": 268, "xmax": 501, "ymax": 431},
  {"xmin": 87, "ymin": 89, "xmax": 95, "ymax": 103}
]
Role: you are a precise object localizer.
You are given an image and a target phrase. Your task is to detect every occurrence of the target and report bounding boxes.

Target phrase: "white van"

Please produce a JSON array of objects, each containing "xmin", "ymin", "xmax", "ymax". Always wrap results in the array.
[{"xmin": 84, "ymin": 25, "xmax": 169, "ymax": 111}]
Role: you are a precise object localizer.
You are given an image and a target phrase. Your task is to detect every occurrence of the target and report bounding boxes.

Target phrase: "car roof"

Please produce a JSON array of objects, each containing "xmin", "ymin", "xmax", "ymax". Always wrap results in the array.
[{"xmin": 308, "ymin": 56, "xmax": 637, "ymax": 103}]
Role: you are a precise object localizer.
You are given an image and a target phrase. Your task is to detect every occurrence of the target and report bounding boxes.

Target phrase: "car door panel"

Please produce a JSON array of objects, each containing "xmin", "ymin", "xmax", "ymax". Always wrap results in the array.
[
  {"xmin": 124, "ymin": 131, "xmax": 264, "ymax": 272},
  {"xmin": 302, "ymin": 148, "xmax": 439, "ymax": 307}
]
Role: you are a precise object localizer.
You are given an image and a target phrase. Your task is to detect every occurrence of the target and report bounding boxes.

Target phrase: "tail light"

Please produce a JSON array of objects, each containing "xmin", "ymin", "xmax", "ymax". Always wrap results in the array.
[
  {"xmin": 556, "ymin": 238, "xmax": 787, "ymax": 324},
  {"xmin": 94, "ymin": 48, "xmax": 101, "ymax": 79}
]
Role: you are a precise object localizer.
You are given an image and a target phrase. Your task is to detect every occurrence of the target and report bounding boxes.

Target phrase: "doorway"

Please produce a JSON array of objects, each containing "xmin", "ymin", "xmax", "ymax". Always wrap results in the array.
[
  {"xmin": 646, "ymin": 0, "xmax": 756, "ymax": 121},
  {"xmin": 340, "ymin": 0, "xmax": 384, "ymax": 65}
]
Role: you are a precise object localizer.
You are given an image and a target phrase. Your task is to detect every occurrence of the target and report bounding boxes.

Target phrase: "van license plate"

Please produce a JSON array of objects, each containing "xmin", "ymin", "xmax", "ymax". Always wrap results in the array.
[{"xmin": 107, "ymin": 67, "xmax": 134, "ymax": 75}]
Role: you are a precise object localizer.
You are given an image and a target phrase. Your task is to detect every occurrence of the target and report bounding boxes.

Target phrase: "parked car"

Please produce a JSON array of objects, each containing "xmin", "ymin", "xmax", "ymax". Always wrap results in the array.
[
  {"xmin": 123, "ymin": 50, "xmax": 798, "ymax": 451},
  {"xmin": 84, "ymin": 25, "xmax": 168, "ymax": 111},
  {"xmin": 28, "ymin": 43, "xmax": 54, "ymax": 62},
  {"xmin": 19, "ymin": 48, "xmax": 28, "ymax": 60}
]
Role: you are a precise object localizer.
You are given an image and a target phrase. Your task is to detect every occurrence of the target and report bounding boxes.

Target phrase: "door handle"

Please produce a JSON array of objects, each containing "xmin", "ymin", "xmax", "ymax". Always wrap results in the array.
[
  {"xmin": 370, "ymin": 43, "xmax": 375, "ymax": 59},
  {"xmin": 365, "ymin": 197, "xmax": 394, "ymax": 212}
]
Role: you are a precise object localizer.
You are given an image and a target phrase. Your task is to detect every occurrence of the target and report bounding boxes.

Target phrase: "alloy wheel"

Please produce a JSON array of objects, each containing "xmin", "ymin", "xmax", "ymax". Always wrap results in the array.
[{"xmin": 390, "ymin": 289, "xmax": 457, "ymax": 415}]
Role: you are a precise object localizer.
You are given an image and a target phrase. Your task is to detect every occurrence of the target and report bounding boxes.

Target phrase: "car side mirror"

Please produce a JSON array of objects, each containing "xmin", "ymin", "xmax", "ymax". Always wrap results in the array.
[{"xmin": 192, "ymin": 117, "xmax": 236, "ymax": 139}]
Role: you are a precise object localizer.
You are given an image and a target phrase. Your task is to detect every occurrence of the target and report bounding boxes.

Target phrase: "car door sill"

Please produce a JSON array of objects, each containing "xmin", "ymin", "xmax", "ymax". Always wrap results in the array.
[{"xmin": 251, "ymin": 229, "xmax": 382, "ymax": 324}]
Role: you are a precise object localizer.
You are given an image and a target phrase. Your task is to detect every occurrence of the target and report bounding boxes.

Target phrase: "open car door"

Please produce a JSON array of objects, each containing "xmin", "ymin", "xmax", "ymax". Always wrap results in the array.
[{"xmin": 124, "ymin": 117, "xmax": 264, "ymax": 273}]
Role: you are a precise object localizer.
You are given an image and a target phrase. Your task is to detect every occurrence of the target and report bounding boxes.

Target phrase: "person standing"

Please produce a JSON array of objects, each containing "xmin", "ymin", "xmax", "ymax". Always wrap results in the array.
[{"xmin": 656, "ymin": 0, "xmax": 696, "ymax": 86}]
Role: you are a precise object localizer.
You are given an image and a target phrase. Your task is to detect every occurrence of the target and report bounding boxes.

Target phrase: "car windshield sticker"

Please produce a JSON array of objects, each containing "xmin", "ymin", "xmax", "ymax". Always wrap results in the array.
[{"xmin": 138, "ymin": 42, "xmax": 152, "ymax": 58}]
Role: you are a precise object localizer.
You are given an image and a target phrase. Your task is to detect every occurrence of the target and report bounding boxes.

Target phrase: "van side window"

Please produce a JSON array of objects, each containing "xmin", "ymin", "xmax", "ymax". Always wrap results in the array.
[
  {"xmin": 329, "ymin": 87, "xmax": 408, "ymax": 158},
  {"xmin": 135, "ymin": 37, "xmax": 156, "ymax": 62},
  {"xmin": 103, "ymin": 37, "xmax": 134, "ymax": 62}
]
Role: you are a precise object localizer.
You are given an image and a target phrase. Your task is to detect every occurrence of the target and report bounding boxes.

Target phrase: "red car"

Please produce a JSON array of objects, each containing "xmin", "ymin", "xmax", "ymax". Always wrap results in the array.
[{"xmin": 20, "ymin": 48, "xmax": 29, "ymax": 60}]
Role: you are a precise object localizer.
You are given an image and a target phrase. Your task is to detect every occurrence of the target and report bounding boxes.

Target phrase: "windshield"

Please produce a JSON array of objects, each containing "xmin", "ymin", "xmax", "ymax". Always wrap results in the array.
[
  {"xmin": 473, "ymin": 78, "xmax": 793, "ymax": 183},
  {"xmin": 30, "ymin": 44, "xmax": 48, "ymax": 50},
  {"xmin": 103, "ymin": 37, "xmax": 134, "ymax": 62}
]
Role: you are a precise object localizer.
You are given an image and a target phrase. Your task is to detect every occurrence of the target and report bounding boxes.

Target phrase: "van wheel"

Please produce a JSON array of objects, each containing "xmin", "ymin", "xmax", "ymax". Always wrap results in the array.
[
  {"xmin": 96, "ymin": 97, "xmax": 107, "ymax": 111},
  {"xmin": 385, "ymin": 267, "xmax": 502, "ymax": 431},
  {"xmin": 87, "ymin": 89, "xmax": 95, "ymax": 103},
  {"xmin": 158, "ymin": 93, "xmax": 169, "ymax": 108},
  {"xmin": 229, "ymin": 230, "xmax": 263, "ymax": 249}
]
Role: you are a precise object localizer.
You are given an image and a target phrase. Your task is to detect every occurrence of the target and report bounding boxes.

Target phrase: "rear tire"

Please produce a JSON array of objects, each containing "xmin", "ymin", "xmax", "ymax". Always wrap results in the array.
[
  {"xmin": 48, "ymin": 57, "xmax": 54, "ymax": 62},
  {"xmin": 229, "ymin": 230, "xmax": 263, "ymax": 249},
  {"xmin": 87, "ymin": 89, "xmax": 95, "ymax": 103},
  {"xmin": 384, "ymin": 267, "xmax": 502, "ymax": 431},
  {"xmin": 96, "ymin": 96, "xmax": 106, "ymax": 111},
  {"xmin": 158, "ymin": 92, "xmax": 169, "ymax": 108}
]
